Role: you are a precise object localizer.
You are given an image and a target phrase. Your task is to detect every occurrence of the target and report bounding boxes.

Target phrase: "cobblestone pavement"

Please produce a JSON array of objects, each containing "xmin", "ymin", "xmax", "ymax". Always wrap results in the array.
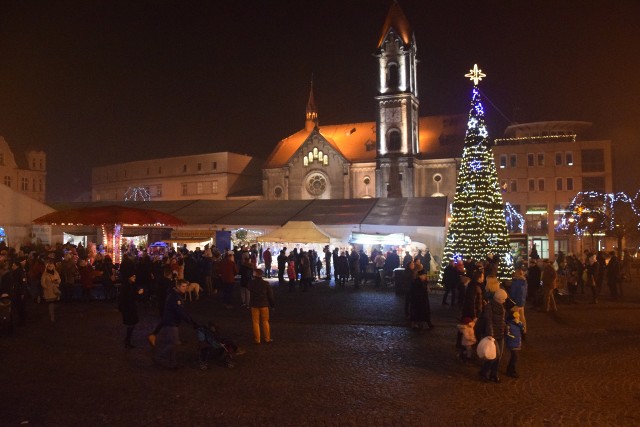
[{"xmin": 3, "ymin": 277, "xmax": 640, "ymax": 426}]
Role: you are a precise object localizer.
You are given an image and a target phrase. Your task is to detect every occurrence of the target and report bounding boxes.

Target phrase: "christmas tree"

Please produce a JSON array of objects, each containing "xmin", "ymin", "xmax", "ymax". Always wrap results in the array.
[{"xmin": 440, "ymin": 65, "xmax": 514, "ymax": 281}]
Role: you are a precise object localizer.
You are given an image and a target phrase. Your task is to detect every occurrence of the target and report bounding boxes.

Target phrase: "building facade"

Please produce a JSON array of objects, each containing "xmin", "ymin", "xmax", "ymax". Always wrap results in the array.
[
  {"xmin": 261, "ymin": 3, "xmax": 466, "ymax": 202},
  {"xmin": 91, "ymin": 152, "xmax": 263, "ymax": 201},
  {"xmin": 493, "ymin": 121, "xmax": 613, "ymax": 259},
  {"xmin": 0, "ymin": 136, "xmax": 47, "ymax": 203}
]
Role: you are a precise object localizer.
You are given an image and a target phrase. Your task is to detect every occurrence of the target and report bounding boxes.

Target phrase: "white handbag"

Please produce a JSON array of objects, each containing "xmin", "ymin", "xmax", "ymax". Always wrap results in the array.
[{"xmin": 476, "ymin": 336, "xmax": 497, "ymax": 360}]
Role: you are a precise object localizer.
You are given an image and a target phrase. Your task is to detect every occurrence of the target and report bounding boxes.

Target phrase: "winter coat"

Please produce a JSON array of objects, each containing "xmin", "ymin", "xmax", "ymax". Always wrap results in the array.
[
  {"xmin": 119, "ymin": 279, "xmax": 140, "ymax": 326},
  {"xmin": 541, "ymin": 264, "xmax": 557, "ymax": 290},
  {"xmin": 509, "ymin": 278, "xmax": 527, "ymax": 307},
  {"xmin": 248, "ymin": 277, "xmax": 274, "ymax": 308},
  {"xmin": 506, "ymin": 319, "xmax": 524, "ymax": 350},
  {"xmin": 41, "ymin": 269, "xmax": 61, "ymax": 301},
  {"xmin": 457, "ymin": 322, "xmax": 477, "ymax": 346},
  {"xmin": 461, "ymin": 281, "xmax": 484, "ymax": 320},
  {"xmin": 482, "ymin": 299, "xmax": 506, "ymax": 339},
  {"xmin": 409, "ymin": 277, "xmax": 430, "ymax": 322}
]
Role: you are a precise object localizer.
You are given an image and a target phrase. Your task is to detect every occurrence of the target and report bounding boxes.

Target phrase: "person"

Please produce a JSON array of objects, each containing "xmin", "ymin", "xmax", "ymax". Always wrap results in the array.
[
  {"xmin": 27, "ymin": 253, "xmax": 45, "ymax": 303},
  {"xmin": 40, "ymin": 261, "xmax": 62, "ymax": 322},
  {"xmin": 247, "ymin": 269, "xmax": 274, "ymax": 344},
  {"xmin": 349, "ymin": 248, "xmax": 361, "ymax": 288},
  {"xmin": 540, "ymin": 259, "xmax": 557, "ymax": 312},
  {"xmin": 147, "ymin": 266, "xmax": 175, "ymax": 347},
  {"xmin": 154, "ymin": 279, "xmax": 195, "ymax": 369},
  {"xmin": 374, "ymin": 250, "xmax": 386, "ymax": 288},
  {"xmin": 239, "ymin": 253, "xmax": 253, "ymax": 308},
  {"xmin": 99, "ymin": 254, "xmax": 116, "ymax": 302},
  {"xmin": 323, "ymin": 245, "xmax": 332, "ymax": 280},
  {"xmin": 335, "ymin": 251, "xmax": 350, "ymax": 287},
  {"xmin": 505, "ymin": 311, "xmax": 525, "ymax": 378},
  {"xmin": 479, "ymin": 288, "xmax": 507, "ymax": 383},
  {"xmin": 585, "ymin": 253, "xmax": 599, "ymax": 304},
  {"xmin": 456, "ymin": 317, "xmax": 476, "ymax": 362},
  {"xmin": 263, "ymin": 247, "xmax": 272, "ymax": 279},
  {"xmin": 9, "ymin": 257, "xmax": 28, "ymax": 326},
  {"xmin": 508, "ymin": 267, "xmax": 528, "ymax": 336},
  {"xmin": 402, "ymin": 251, "xmax": 413, "ymax": 268},
  {"xmin": 408, "ymin": 272, "xmax": 433, "ymax": 329},
  {"xmin": 78, "ymin": 259, "xmax": 94, "ymax": 302},
  {"xmin": 119, "ymin": 260, "xmax": 143, "ymax": 349},
  {"xmin": 423, "ymin": 249, "xmax": 432, "ymax": 272},
  {"xmin": 59, "ymin": 253, "xmax": 78, "ymax": 302},
  {"xmin": 300, "ymin": 251, "xmax": 313, "ymax": 291},
  {"xmin": 219, "ymin": 251, "xmax": 238, "ymax": 309},
  {"xmin": 287, "ymin": 257, "xmax": 297, "ymax": 291},
  {"xmin": 606, "ymin": 251, "xmax": 620, "ymax": 299},
  {"xmin": 527, "ymin": 259, "xmax": 542, "ymax": 307},
  {"xmin": 403, "ymin": 260, "xmax": 419, "ymax": 316},
  {"xmin": 442, "ymin": 259, "xmax": 460, "ymax": 306},
  {"xmin": 277, "ymin": 249, "xmax": 287, "ymax": 286}
]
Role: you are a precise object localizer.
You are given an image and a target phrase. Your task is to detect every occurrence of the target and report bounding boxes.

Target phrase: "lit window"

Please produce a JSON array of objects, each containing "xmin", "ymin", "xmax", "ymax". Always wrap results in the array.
[
  {"xmin": 308, "ymin": 152, "xmax": 313, "ymax": 163},
  {"xmin": 313, "ymin": 147, "xmax": 318, "ymax": 158},
  {"xmin": 499, "ymin": 155, "xmax": 507, "ymax": 169},
  {"xmin": 323, "ymin": 154, "xmax": 328, "ymax": 165},
  {"xmin": 303, "ymin": 157, "xmax": 309, "ymax": 166},
  {"xmin": 566, "ymin": 152, "xmax": 574, "ymax": 166},
  {"xmin": 501, "ymin": 180, "xmax": 508, "ymax": 193},
  {"xmin": 212, "ymin": 181, "xmax": 218, "ymax": 193}
]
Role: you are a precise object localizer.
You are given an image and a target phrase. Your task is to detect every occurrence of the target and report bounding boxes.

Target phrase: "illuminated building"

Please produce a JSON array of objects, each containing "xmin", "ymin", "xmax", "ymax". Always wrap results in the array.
[
  {"xmin": 0, "ymin": 136, "xmax": 47, "ymax": 203},
  {"xmin": 493, "ymin": 121, "xmax": 613, "ymax": 258}
]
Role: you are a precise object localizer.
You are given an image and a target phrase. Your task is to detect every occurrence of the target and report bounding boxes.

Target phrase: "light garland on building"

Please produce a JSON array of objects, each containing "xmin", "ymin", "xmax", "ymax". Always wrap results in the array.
[
  {"xmin": 494, "ymin": 134, "xmax": 577, "ymax": 145},
  {"xmin": 504, "ymin": 202, "xmax": 525, "ymax": 233},
  {"xmin": 440, "ymin": 67, "xmax": 514, "ymax": 282},
  {"xmin": 124, "ymin": 186, "xmax": 151, "ymax": 201}
]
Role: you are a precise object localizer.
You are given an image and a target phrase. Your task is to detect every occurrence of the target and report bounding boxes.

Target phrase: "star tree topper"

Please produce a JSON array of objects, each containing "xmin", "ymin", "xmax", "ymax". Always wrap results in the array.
[{"xmin": 465, "ymin": 64, "xmax": 486, "ymax": 85}]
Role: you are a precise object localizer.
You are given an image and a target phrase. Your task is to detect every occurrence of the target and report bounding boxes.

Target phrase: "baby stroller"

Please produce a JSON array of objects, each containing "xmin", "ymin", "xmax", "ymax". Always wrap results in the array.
[
  {"xmin": 0, "ymin": 293, "xmax": 13, "ymax": 336},
  {"xmin": 196, "ymin": 322, "xmax": 243, "ymax": 369}
]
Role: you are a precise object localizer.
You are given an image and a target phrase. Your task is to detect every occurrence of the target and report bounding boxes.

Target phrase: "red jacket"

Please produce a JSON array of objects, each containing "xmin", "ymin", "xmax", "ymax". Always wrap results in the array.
[{"xmin": 219, "ymin": 258, "xmax": 238, "ymax": 283}]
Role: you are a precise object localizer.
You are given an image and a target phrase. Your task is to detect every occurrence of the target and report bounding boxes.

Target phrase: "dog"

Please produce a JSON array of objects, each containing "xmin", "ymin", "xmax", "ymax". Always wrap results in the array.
[{"xmin": 185, "ymin": 282, "xmax": 201, "ymax": 301}]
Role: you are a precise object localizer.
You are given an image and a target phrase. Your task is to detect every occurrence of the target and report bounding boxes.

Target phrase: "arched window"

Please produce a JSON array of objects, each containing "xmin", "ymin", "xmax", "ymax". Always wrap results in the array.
[
  {"xmin": 387, "ymin": 63, "xmax": 399, "ymax": 90},
  {"xmin": 387, "ymin": 129, "xmax": 401, "ymax": 152}
]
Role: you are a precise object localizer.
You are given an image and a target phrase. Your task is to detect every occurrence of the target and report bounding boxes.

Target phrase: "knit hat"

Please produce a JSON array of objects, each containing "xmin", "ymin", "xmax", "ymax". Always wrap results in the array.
[{"xmin": 493, "ymin": 288, "xmax": 508, "ymax": 304}]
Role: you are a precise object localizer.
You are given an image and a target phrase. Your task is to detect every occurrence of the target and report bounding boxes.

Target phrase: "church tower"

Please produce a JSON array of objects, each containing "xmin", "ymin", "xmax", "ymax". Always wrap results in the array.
[
  {"xmin": 305, "ymin": 78, "xmax": 318, "ymax": 131},
  {"xmin": 374, "ymin": 1, "xmax": 419, "ymax": 198}
]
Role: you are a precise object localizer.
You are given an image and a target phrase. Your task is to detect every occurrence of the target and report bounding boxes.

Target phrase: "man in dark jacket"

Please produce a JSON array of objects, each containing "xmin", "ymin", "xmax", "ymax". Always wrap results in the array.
[
  {"xmin": 9, "ymin": 257, "xmax": 28, "ymax": 326},
  {"xmin": 606, "ymin": 251, "xmax": 620, "ymax": 298},
  {"xmin": 277, "ymin": 249, "xmax": 287, "ymax": 286},
  {"xmin": 154, "ymin": 279, "xmax": 194, "ymax": 369},
  {"xmin": 248, "ymin": 269, "xmax": 274, "ymax": 344},
  {"xmin": 442, "ymin": 259, "xmax": 460, "ymax": 306}
]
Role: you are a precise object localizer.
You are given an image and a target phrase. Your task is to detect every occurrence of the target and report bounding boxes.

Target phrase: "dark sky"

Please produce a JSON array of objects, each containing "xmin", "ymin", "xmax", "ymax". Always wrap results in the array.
[{"xmin": 0, "ymin": 0, "xmax": 638, "ymax": 201}]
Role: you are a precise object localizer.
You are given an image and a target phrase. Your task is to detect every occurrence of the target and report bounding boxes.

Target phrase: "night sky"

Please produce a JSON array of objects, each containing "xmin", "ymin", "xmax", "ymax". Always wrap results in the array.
[{"xmin": 0, "ymin": 0, "xmax": 638, "ymax": 202}]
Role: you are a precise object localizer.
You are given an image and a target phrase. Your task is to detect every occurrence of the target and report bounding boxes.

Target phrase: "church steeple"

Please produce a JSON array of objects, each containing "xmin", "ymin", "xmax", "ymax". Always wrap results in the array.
[{"xmin": 305, "ymin": 77, "xmax": 318, "ymax": 132}]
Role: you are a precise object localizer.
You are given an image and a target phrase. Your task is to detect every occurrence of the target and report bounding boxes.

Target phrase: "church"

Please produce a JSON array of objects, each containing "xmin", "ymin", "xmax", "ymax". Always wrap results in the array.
[{"xmin": 261, "ymin": 2, "xmax": 466, "ymax": 202}]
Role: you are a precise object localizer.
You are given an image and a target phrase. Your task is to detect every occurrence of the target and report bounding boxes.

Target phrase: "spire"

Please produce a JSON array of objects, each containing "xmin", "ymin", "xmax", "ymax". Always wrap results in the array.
[
  {"xmin": 305, "ymin": 76, "xmax": 318, "ymax": 131},
  {"xmin": 377, "ymin": 1, "xmax": 413, "ymax": 49}
]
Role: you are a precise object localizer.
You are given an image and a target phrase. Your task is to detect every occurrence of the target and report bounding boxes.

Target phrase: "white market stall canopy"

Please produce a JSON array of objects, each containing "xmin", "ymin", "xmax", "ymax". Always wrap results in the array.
[{"xmin": 257, "ymin": 221, "xmax": 336, "ymax": 244}]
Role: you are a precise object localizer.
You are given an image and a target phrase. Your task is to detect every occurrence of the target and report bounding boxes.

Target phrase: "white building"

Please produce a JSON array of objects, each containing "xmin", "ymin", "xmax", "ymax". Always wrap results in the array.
[
  {"xmin": 91, "ymin": 152, "xmax": 263, "ymax": 201},
  {"xmin": 0, "ymin": 136, "xmax": 47, "ymax": 203}
]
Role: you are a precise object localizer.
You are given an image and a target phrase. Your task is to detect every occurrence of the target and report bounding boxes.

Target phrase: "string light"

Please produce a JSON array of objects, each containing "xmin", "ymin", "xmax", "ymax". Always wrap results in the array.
[
  {"xmin": 440, "ymin": 67, "xmax": 514, "ymax": 282},
  {"xmin": 504, "ymin": 202, "xmax": 525, "ymax": 233}
]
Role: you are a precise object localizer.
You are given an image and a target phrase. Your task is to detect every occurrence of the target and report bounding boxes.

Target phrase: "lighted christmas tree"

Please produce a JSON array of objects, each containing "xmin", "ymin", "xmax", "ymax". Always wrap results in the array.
[{"xmin": 440, "ymin": 65, "xmax": 514, "ymax": 281}]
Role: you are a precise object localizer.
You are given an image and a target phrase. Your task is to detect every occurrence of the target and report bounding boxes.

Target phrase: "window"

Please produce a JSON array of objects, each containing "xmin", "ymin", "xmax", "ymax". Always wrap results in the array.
[
  {"xmin": 387, "ymin": 129, "xmax": 401, "ymax": 151},
  {"xmin": 274, "ymin": 186, "xmax": 283, "ymax": 198},
  {"xmin": 211, "ymin": 181, "xmax": 218, "ymax": 194},
  {"xmin": 32, "ymin": 179, "xmax": 36, "ymax": 192},
  {"xmin": 306, "ymin": 173, "xmax": 327, "ymax": 196},
  {"xmin": 196, "ymin": 182, "xmax": 203, "ymax": 194},
  {"xmin": 501, "ymin": 180, "xmax": 508, "ymax": 193},
  {"xmin": 183, "ymin": 164, "xmax": 187, "ymax": 173},
  {"xmin": 555, "ymin": 153, "xmax": 563, "ymax": 166},
  {"xmin": 538, "ymin": 178, "xmax": 545, "ymax": 191},
  {"xmin": 527, "ymin": 154, "xmax": 534, "ymax": 167},
  {"xmin": 32, "ymin": 159, "xmax": 36, "ymax": 169},
  {"xmin": 566, "ymin": 178, "xmax": 574, "ymax": 191},
  {"xmin": 510, "ymin": 154, "xmax": 517, "ymax": 167},
  {"xmin": 197, "ymin": 163, "xmax": 202, "ymax": 171},
  {"xmin": 537, "ymin": 153, "xmax": 545, "ymax": 166},
  {"xmin": 212, "ymin": 162, "xmax": 217, "ymax": 170},
  {"xmin": 566, "ymin": 152, "xmax": 574, "ymax": 166},
  {"xmin": 528, "ymin": 179, "xmax": 535, "ymax": 191},
  {"xmin": 510, "ymin": 179, "xmax": 518, "ymax": 192},
  {"xmin": 146, "ymin": 168, "xmax": 150, "ymax": 175},
  {"xmin": 499, "ymin": 155, "xmax": 507, "ymax": 169},
  {"xmin": 181, "ymin": 183, "xmax": 187, "ymax": 196},
  {"xmin": 4, "ymin": 176, "xmax": 10, "ymax": 187},
  {"xmin": 363, "ymin": 176, "xmax": 371, "ymax": 185},
  {"xmin": 0, "ymin": 153, "xmax": 4, "ymax": 165},
  {"xmin": 556, "ymin": 177, "xmax": 563, "ymax": 191},
  {"xmin": 21, "ymin": 178, "xmax": 28, "ymax": 191},
  {"xmin": 387, "ymin": 63, "xmax": 399, "ymax": 89},
  {"xmin": 581, "ymin": 149, "xmax": 604, "ymax": 172},
  {"xmin": 39, "ymin": 159, "xmax": 43, "ymax": 170},
  {"xmin": 158, "ymin": 167, "xmax": 162, "ymax": 174},
  {"xmin": 156, "ymin": 185, "xmax": 162, "ymax": 197},
  {"xmin": 582, "ymin": 176, "xmax": 605, "ymax": 192}
]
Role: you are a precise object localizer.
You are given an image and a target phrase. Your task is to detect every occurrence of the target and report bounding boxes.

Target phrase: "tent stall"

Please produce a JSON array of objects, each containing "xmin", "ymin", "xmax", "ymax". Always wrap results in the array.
[{"xmin": 257, "ymin": 221, "xmax": 336, "ymax": 244}]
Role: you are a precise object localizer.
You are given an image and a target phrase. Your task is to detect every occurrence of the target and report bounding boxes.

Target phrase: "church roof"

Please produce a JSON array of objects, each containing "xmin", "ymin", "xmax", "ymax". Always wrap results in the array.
[
  {"xmin": 263, "ymin": 114, "xmax": 467, "ymax": 169},
  {"xmin": 377, "ymin": 1, "xmax": 413, "ymax": 48}
]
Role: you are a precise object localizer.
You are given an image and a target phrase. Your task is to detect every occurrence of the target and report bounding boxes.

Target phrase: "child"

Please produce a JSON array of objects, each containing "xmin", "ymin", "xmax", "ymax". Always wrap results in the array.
[
  {"xmin": 456, "ymin": 317, "xmax": 476, "ymax": 362},
  {"xmin": 198, "ymin": 322, "xmax": 245, "ymax": 370},
  {"xmin": 505, "ymin": 311, "xmax": 524, "ymax": 378}
]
